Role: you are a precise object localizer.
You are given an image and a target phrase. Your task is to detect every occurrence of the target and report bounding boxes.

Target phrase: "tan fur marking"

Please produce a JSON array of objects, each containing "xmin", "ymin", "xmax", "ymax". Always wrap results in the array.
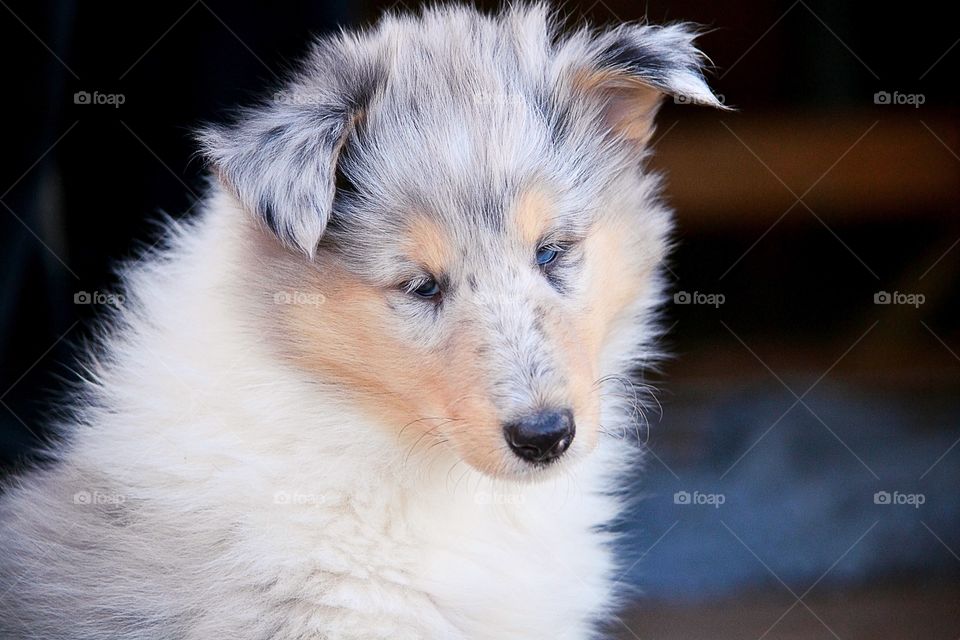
[
  {"xmin": 514, "ymin": 185, "xmax": 554, "ymax": 246},
  {"xmin": 246, "ymin": 222, "xmax": 505, "ymax": 473},
  {"xmin": 405, "ymin": 216, "xmax": 453, "ymax": 275},
  {"xmin": 558, "ymin": 214, "xmax": 650, "ymax": 450},
  {"xmin": 582, "ymin": 217, "xmax": 649, "ymax": 354},
  {"xmin": 571, "ymin": 67, "xmax": 663, "ymax": 144}
]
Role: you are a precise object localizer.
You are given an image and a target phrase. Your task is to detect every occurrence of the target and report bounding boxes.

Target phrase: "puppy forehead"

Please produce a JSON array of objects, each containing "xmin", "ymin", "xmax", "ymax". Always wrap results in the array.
[
  {"xmin": 350, "ymin": 44, "xmax": 613, "ymax": 205},
  {"xmin": 398, "ymin": 182, "xmax": 576, "ymax": 259}
]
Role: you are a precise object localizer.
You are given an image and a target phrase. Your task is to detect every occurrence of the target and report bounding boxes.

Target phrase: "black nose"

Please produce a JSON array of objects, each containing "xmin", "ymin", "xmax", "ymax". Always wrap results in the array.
[{"xmin": 504, "ymin": 409, "xmax": 575, "ymax": 464}]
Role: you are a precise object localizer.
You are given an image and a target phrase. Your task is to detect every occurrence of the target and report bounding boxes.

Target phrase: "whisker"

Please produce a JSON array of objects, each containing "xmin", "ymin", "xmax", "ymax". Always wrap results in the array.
[
  {"xmin": 593, "ymin": 373, "xmax": 659, "ymax": 445},
  {"xmin": 402, "ymin": 418, "xmax": 460, "ymax": 465}
]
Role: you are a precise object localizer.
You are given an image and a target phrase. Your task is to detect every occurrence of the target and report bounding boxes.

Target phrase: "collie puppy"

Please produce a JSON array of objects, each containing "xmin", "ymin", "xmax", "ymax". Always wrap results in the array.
[{"xmin": 0, "ymin": 5, "xmax": 720, "ymax": 638}]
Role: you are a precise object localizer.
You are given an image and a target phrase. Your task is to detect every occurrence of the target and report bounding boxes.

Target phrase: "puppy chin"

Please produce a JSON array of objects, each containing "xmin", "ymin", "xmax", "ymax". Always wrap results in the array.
[{"xmin": 480, "ymin": 442, "xmax": 591, "ymax": 483}]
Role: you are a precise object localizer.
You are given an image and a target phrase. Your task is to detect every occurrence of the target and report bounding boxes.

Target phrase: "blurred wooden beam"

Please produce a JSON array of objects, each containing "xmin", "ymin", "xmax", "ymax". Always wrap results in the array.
[{"xmin": 651, "ymin": 111, "xmax": 960, "ymax": 227}]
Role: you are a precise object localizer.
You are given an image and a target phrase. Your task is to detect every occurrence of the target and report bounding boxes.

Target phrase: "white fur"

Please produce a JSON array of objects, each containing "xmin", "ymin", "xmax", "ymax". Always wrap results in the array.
[{"xmin": 0, "ymin": 192, "xmax": 626, "ymax": 638}]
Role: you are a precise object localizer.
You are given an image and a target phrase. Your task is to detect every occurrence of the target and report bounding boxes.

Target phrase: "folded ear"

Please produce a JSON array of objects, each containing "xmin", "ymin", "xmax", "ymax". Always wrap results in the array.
[
  {"xmin": 198, "ymin": 32, "xmax": 380, "ymax": 260},
  {"xmin": 196, "ymin": 96, "xmax": 358, "ymax": 259},
  {"xmin": 572, "ymin": 23, "xmax": 727, "ymax": 146}
]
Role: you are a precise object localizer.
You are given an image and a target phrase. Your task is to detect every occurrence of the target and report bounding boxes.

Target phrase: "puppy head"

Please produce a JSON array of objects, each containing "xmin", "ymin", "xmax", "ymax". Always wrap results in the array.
[{"xmin": 199, "ymin": 5, "xmax": 723, "ymax": 479}]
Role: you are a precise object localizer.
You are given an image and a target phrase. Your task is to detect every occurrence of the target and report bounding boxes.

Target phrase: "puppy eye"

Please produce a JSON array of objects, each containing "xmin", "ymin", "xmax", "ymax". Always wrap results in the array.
[
  {"xmin": 535, "ymin": 245, "xmax": 560, "ymax": 267},
  {"xmin": 409, "ymin": 277, "xmax": 441, "ymax": 299}
]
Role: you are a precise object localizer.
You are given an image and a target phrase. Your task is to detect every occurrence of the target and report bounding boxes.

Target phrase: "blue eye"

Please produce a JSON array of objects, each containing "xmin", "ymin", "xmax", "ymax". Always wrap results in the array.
[
  {"xmin": 535, "ymin": 246, "xmax": 560, "ymax": 267},
  {"xmin": 412, "ymin": 278, "xmax": 441, "ymax": 299}
]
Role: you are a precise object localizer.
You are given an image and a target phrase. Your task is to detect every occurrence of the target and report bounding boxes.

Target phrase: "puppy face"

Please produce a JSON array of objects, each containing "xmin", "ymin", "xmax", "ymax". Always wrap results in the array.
[{"xmin": 201, "ymin": 6, "xmax": 722, "ymax": 479}]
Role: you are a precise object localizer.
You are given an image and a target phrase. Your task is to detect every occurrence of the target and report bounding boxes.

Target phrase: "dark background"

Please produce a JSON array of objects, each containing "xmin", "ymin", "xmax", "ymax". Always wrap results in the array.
[{"xmin": 2, "ymin": 1, "xmax": 958, "ymax": 637}]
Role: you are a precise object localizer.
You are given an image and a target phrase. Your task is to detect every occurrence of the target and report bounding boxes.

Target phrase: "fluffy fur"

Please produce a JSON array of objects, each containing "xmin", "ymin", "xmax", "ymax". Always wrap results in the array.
[{"xmin": 0, "ymin": 5, "xmax": 720, "ymax": 638}]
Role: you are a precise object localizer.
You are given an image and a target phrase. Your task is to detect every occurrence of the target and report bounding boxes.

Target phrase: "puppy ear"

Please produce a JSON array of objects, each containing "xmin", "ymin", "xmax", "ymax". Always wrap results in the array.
[
  {"xmin": 197, "ymin": 93, "xmax": 359, "ymax": 259},
  {"xmin": 574, "ymin": 23, "xmax": 727, "ymax": 146}
]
